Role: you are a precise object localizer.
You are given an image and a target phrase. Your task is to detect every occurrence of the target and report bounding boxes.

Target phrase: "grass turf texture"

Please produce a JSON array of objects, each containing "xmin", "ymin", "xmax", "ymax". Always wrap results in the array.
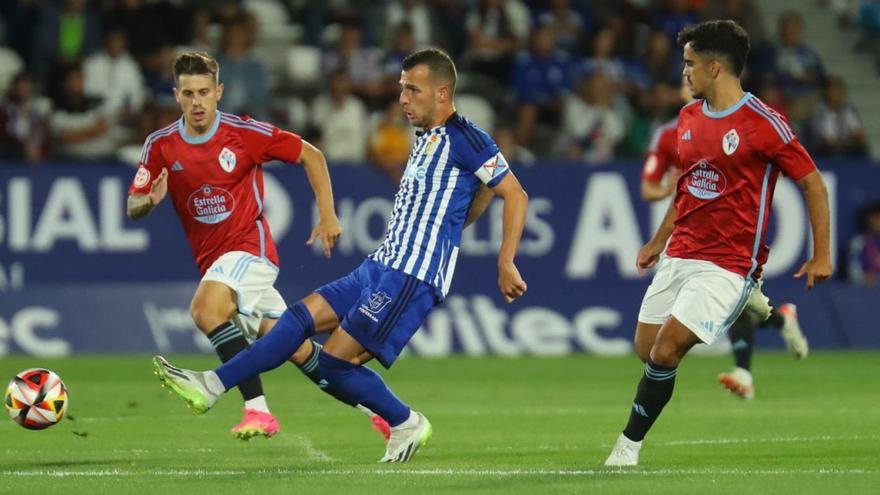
[{"xmin": 1, "ymin": 353, "xmax": 877, "ymax": 494}]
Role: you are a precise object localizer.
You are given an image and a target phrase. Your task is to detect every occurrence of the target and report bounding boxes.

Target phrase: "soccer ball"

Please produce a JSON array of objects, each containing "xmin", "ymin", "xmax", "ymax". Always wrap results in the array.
[{"xmin": 4, "ymin": 368, "xmax": 69, "ymax": 430}]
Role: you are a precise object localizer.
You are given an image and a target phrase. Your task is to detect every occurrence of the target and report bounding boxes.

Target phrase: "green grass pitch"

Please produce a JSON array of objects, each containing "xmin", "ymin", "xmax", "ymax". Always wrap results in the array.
[{"xmin": 1, "ymin": 353, "xmax": 877, "ymax": 494}]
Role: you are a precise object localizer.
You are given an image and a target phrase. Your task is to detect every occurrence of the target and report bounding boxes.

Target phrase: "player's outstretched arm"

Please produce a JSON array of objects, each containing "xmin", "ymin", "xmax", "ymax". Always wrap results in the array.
[
  {"xmin": 297, "ymin": 139, "xmax": 341, "ymax": 258},
  {"xmin": 794, "ymin": 170, "xmax": 833, "ymax": 289},
  {"xmin": 490, "ymin": 172, "xmax": 528, "ymax": 303},
  {"xmin": 464, "ymin": 184, "xmax": 494, "ymax": 228},
  {"xmin": 127, "ymin": 168, "xmax": 168, "ymax": 220}
]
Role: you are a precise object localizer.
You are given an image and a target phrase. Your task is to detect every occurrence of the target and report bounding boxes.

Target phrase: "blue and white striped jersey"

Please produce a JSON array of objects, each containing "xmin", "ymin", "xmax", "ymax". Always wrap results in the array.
[{"xmin": 370, "ymin": 113, "xmax": 510, "ymax": 297}]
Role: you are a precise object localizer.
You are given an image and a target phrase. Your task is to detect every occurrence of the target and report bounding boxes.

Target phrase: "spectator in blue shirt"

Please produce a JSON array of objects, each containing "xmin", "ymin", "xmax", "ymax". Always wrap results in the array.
[
  {"xmin": 774, "ymin": 11, "xmax": 826, "ymax": 126},
  {"xmin": 514, "ymin": 26, "xmax": 572, "ymax": 150}
]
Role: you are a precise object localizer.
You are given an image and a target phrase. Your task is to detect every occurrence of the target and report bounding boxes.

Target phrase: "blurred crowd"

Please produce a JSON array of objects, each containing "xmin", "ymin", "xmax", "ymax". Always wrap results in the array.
[{"xmin": 0, "ymin": 0, "xmax": 872, "ymax": 171}]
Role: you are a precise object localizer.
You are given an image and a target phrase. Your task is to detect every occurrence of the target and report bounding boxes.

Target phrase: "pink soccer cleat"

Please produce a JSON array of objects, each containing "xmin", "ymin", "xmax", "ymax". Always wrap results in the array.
[
  {"xmin": 371, "ymin": 415, "xmax": 391, "ymax": 443},
  {"xmin": 231, "ymin": 409, "xmax": 280, "ymax": 440}
]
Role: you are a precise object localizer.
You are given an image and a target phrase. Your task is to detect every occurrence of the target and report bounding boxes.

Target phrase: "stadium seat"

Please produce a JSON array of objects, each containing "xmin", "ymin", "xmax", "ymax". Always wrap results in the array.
[
  {"xmin": 285, "ymin": 96, "xmax": 310, "ymax": 133},
  {"xmin": 0, "ymin": 47, "xmax": 24, "ymax": 96},
  {"xmin": 286, "ymin": 45, "xmax": 322, "ymax": 88}
]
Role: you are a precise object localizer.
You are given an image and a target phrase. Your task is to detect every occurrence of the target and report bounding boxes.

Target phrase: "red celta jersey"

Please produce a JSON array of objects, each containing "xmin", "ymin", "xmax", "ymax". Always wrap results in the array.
[
  {"xmin": 642, "ymin": 117, "xmax": 679, "ymax": 184},
  {"xmin": 128, "ymin": 112, "xmax": 303, "ymax": 274},
  {"xmin": 666, "ymin": 93, "xmax": 817, "ymax": 279}
]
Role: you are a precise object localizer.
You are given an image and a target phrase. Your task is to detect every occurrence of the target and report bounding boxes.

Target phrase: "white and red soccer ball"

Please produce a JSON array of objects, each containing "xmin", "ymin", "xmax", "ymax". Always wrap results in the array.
[{"xmin": 4, "ymin": 368, "xmax": 68, "ymax": 430}]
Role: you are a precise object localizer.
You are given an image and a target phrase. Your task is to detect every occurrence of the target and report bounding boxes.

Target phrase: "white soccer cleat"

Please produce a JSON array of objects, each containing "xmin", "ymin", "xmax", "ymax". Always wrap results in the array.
[
  {"xmin": 604, "ymin": 433, "xmax": 642, "ymax": 467},
  {"xmin": 152, "ymin": 356, "xmax": 219, "ymax": 414},
  {"xmin": 744, "ymin": 281, "xmax": 772, "ymax": 322},
  {"xmin": 379, "ymin": 411, "xmax": 432, "ymax": 463},
  {"xmin": 778, "ymin": 303, "xmax": 809, "ymax": 359},
  {"xmin": 718, "ymin": 367, "xmax": 755, "ymax": 400}
]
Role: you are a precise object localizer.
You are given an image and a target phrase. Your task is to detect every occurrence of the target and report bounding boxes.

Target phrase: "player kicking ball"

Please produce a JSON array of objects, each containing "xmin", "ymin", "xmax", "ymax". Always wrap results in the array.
[
  {"xmin": 152, "ymin": 48, "xmax": 529, "ymax": 462},
  {"xmin": 605, "ymin": 20, "xmax": 832, "ymax": 467},
  {"xmin": 129, "ymin": 52, "xmax": 390, "ymax": 441}
]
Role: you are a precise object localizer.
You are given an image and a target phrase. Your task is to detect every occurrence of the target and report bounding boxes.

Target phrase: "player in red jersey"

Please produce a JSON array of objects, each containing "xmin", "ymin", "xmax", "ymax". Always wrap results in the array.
[
  {"xmin": 641, "ymin": 81, "xmax": 810, "ymax": 401},
  {"xmin": 127, "ymin": 52, "xmax": 389, "ymax": 441},
  {"xmin": 607, "ymin": 21, "xmax": 831, "ymax": 466}
]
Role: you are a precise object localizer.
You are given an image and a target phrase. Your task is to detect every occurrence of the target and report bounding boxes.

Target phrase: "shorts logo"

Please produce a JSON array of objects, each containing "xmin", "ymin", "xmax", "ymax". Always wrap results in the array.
[
  {"xmin": 365, "ymin": 291, "xmax": 393, "ymax": 314},
  {"xmin": 686, "ymin": 160, "xmax": 727, "ymax": 200},
  {"xmin": 187, "ymin": 184, "xmax": 235, "ymax": 224},
  {"xmin": 218, "ymin": 147, "xmax": 237, "ymax": 173},
  {"xmin": 722, "ymin": 129, "xmax": 739, "ymax": 155},
  {"xmin": 133, "ymin": 167, "xmax": 151, "ymax": 188}
]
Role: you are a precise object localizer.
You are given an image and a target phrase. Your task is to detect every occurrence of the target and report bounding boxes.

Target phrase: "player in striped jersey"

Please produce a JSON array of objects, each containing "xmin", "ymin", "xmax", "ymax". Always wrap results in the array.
[
  {"xmin": 606, "ymin": 21, "xmax": 831, "ymax": 467},
  {"xmin": 153, "ymin": 48, "xmax": 529, "ymax": 462}
]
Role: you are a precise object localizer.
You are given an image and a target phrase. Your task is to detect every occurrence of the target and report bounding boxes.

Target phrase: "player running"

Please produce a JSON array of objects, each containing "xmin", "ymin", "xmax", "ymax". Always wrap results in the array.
[
  {"xmin": 606, "ymin": 20, "xmax": 831, "ymax": 466},
  {"xmin": 128, "ymin": 51, "xmax": 390, "ymax": 441},
  {"xmin": 151, "ymin": 47, "xmax": 529, "ymax": 462},
  {"xmin": 641, "ymin": 79, "xmax": 810, "ymax": 401}
]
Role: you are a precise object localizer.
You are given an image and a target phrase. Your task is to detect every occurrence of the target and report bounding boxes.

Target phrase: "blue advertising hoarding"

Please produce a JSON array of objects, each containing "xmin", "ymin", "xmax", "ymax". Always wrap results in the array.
[{"xmin": 1, "ymin": 161, "xmax": 878, "ymax": 356}]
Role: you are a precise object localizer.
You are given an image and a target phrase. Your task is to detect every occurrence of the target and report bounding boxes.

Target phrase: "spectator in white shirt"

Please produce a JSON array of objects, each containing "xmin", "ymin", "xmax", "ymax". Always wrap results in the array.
[
  {"xmin": 558, "ymin": 70, "xmax": 627, "ymax": 163},
  {"xmin": 82, "ymin": 29, "xmax": 146, "ymax": 120},
  {"xmin": 811, "ymin": 76, "xmax": 868, "ymax": 157},
  {"xmin": 311, "ymin": 69, "xmax": 368, "ymax": 164}
]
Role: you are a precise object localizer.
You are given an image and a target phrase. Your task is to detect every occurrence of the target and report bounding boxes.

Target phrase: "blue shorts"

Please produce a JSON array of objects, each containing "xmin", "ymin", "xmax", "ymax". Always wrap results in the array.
[{"xmin": 315, "ymin": 259, "xmax": 439, "ymax": 368}]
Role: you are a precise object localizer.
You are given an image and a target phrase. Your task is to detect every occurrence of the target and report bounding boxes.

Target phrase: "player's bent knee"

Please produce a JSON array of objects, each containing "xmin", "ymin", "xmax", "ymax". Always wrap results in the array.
[
  {"xmin": 648, "ymin": 343, "xmax": 681, "ymax": 367},
  {"xmin": 634, "ymin": 342, "xmax": 652, "ymax": 363},
  {"xmin": 290, "ymin": 339, "xmax": 313, "ymax": 365},
  {"xmin": 323, "ymin": 329, "xmax": 370, "ymax": 366},
  {"xmin": 190, "ymin": 300, "xmax": 232, "ymax": 333}
]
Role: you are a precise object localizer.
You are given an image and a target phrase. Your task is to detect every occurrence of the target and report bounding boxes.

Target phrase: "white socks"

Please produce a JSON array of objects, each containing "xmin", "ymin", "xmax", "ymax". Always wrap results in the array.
[
  {"xmin": 244, "ymin": 395, "xmax": 270, "ymax": 413},
  {"xmin": 204, "ymin": 370, "xmax": 227, "ymax": 396},
  {"xmin": 393, "ymin": 410, "xmax": 419, "ymax": 430}
]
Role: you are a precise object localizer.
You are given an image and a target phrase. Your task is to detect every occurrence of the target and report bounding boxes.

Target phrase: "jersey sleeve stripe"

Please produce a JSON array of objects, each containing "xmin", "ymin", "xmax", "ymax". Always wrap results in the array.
[
  {"xmin": 451, "ymin": 121, "xmax": 481, "ymax": 153},
  {"xmin": 139, "ymin": 123, "xmax": 177, "ymax": 163},
  {"xmin": 462, "ymin": 122, "xmax": 490, "ymax": 148},
  {"xmin": 220, "ymin": 112, "xmax": 274, "ymax": 133},
  {"xmin": 748, "ymin": 98, "xmax": 793, "ymax": 142},
  {"xmin": 746, "ymin": 99, "xmax": 793, "ymax": 144},
  {"xmin": 460, "ymin": 119, "xmax": 491, "ymax": 150},
  {"xmin": 219, "ymin": 116, "xmax": 273, "ymax": 137}
]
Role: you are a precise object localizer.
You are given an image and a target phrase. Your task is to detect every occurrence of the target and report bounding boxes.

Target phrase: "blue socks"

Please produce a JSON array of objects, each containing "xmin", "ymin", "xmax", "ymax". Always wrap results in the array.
[
  {"xmin": 214, "ymin": 302, "xmax": 315, "ymax": 390},
  {"xmin": 317, "ymin": 352, "xmax": 411, "ymax": 427}
]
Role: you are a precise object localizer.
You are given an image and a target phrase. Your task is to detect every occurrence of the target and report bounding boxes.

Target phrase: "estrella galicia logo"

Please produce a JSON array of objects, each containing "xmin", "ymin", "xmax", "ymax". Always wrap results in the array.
[
  {"xmin": 365, "ymin": 291, "xmax": 393, "ymax": 314},
  {"xmin": 686, "ymin": 160, "xmax": 727, "ymax": 200},
  {"xmin": 187, "ymin": 184, "xmax": 235, "ymax": 224}
]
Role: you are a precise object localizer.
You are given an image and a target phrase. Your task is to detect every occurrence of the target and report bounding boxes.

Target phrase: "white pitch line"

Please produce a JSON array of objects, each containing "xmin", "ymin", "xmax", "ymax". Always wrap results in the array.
[
  {"xmin": 0, "ymin": 468, "xmax": 872, "ymax": 478},
  {"xmin": 659, "ymin": 434, "xmax": 880, "ymax": 446}
]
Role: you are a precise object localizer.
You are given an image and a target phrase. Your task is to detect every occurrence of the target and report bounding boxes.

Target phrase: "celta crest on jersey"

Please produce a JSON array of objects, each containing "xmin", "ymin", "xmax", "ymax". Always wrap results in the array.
[
  {"xmin": 218, "ymin": 147, "xmax": 237, "ymax": 173},
  {"xmin": 722, "ymin": 129, "xmax": 740, "ymax": 155},
  {"xmin": 686, "ymin": 160, "xmax": 727, "ymax": 200},
  {"xmin": 188, "ymin": 185, "xmax": 235, "ymax": 224}
]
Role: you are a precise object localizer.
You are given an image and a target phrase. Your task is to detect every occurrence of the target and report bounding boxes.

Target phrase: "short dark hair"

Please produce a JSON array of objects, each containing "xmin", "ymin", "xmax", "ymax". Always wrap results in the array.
[
  {"xmin": 173, "ymin": 51, "xmax": 219, "ymax": 85},
  {"xmin": 402, "ymin": 48, "xmax": 457, "ymax": 92},
  {"xmin": 677, "ymin": 20, "xmax": 750, "ymax": 76}
]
